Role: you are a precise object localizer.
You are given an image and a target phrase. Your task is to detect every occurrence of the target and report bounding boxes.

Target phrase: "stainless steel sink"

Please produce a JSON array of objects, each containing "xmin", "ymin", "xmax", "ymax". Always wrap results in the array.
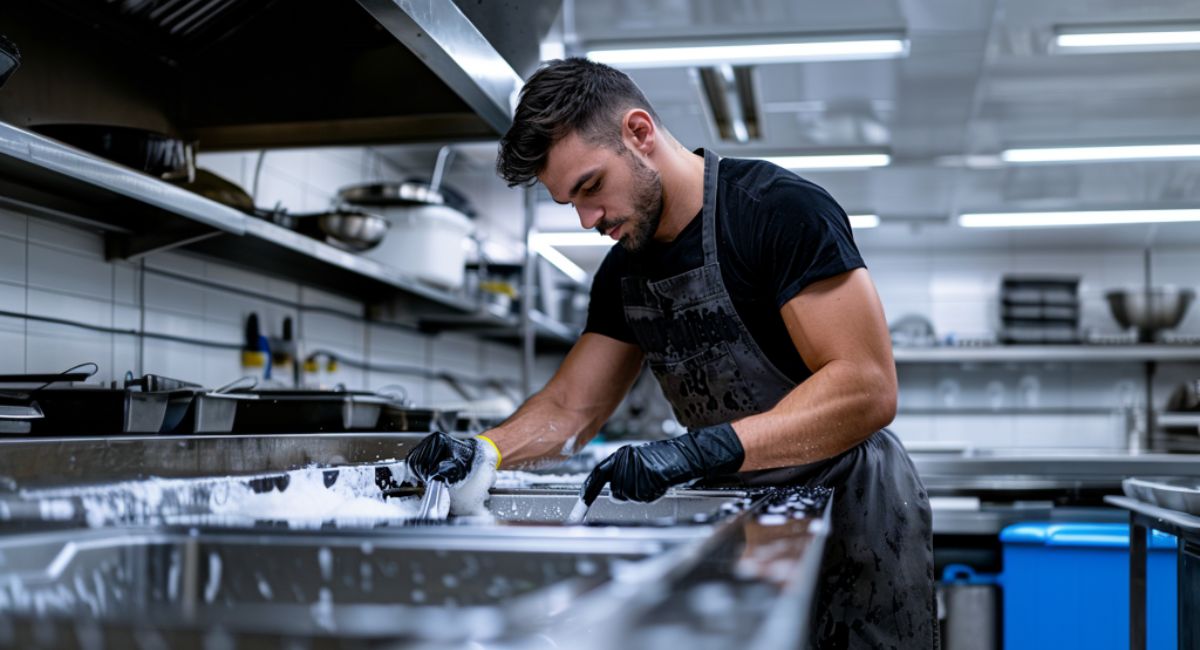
[
  {"xmin": 0, "ymin": 459, "xmax": 830, "ymax": 650},
  {"xmin": 0, "ymin": 526, "xmax": 666, "ymax": 640},
  {"xmin": 484, "ymin": 488, "xmax": 750, "ymax": 526}
]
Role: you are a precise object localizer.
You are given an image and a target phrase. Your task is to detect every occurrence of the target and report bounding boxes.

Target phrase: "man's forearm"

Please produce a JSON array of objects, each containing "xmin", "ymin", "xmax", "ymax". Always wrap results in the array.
[
  {"xmin": 732, "ymin": 359, "xmax": 897, "ymax": 471},
  {"xmin": 483, "ymin": 387, "xmax": 610, "ymax": 470}
]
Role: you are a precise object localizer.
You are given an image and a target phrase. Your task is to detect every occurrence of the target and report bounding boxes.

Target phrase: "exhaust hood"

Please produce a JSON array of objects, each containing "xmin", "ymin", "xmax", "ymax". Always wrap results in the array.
[{"xmin": 0, "ymin": 0, "xmax": 561, "ymax": 149}]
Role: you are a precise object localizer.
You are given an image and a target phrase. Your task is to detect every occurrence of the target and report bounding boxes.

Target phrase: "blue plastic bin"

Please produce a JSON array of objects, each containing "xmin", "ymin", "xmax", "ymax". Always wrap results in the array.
[{"xmin": 1000, "ymin": 523, "xmax": 1177, "ymax": 650}]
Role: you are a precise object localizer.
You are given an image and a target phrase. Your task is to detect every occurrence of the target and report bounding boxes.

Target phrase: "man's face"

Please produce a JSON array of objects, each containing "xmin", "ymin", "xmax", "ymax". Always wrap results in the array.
[{"xmin": 539, "ymin": 130, "xmax": 664, "ymax": 253}]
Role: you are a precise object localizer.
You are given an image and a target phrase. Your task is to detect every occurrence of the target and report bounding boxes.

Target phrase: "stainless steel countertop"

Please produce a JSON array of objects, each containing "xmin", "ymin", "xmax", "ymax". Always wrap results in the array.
[{"xmin": 0, "ymin": 461, "xmax": 830, "ymax": 650}]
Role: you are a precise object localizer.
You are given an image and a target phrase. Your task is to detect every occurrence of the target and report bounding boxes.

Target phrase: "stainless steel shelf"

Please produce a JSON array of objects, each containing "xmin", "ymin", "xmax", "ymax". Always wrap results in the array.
[
  {"xmin": 529, "ymin": 309, "xmax": 582, "ymax": 344},
  {"xmin": 235, "ymin": 217, "xmax": 479, "ymax": 310},
  {"xmin": 418, "ymin": 308, "xmax": 580, "ymax": 347},
  {"xmin": 894, "ymin": 345, "xmax": 1200, "ymax": 364},
  {"xmin": 0, "ymin": 120, "xmax": 493, "ymax": 313},
  {"xmin": 0, "ymin": 122, "xmax": 247, "ymax": 235},
  {"xmin": 1159, "ymin": 412, "xmax": 1200, "ymax": 430}
]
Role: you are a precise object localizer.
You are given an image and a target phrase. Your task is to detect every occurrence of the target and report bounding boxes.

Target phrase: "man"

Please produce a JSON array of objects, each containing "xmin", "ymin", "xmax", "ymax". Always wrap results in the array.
[{"xmin": 406, "ymin": 58, "xmax": 934, "ymax": 649}]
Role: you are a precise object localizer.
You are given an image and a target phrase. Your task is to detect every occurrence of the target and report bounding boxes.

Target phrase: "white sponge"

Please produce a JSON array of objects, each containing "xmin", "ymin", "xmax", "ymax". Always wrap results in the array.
[{"xmin": 448, "ymin": 437, "xmax": 499, "ymax": 516}]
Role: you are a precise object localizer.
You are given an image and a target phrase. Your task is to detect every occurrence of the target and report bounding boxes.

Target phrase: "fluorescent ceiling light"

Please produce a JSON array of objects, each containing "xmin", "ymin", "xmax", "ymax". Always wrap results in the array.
[
  {"xmin": 1054, "ymin": 27, "xmax": 1200, "ymax": 53},
  {"xmin": 849, "ymin": 214, "xmax": 880, "ymax": 229},
  {"xmin": 1003, "ymin": 144, "xmax": 1200, "ymax": 163},
  {"xmin": 959, "ymin": 209, "xmax": 1200, "ymax": 228},
  {"xmin": 762, "ymin": 154, "xmax": 891, "ymax": 170},
  {"xmin": 587, "ymin": 39, "xmax": 907, "ymax": 69}
]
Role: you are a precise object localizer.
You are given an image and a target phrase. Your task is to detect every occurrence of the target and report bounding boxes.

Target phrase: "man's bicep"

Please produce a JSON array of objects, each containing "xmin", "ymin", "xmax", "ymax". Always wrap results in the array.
[
  {"xmin": 779, "ymin": 268, "xmax": 893, "ymax": 374},
  {"xmin": 547, "ymin": 332, "xmax": 644, "ymax": 413}
]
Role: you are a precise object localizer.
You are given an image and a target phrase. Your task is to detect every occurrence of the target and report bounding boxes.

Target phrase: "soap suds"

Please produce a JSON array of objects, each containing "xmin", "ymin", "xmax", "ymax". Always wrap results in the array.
[{"xmin": 448, "ymin": 440, "xmax": 499, "ymax": 516}]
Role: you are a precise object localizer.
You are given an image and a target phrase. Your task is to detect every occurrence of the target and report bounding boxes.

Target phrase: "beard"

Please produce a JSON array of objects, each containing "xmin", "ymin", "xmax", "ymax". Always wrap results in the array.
[{"xmin": 596, "ymin": 149, "xmax": 663, "ymax": 254}]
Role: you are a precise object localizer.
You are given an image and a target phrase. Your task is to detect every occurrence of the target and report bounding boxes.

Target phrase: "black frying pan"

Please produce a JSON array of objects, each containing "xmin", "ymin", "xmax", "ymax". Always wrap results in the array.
[
  {"xmin": 30, "ymin": 123, "xmax": 192, "ymax": 180},
  {"xmin": 0, "ymin": 34, "xmax": 20, "ymax": 90}
]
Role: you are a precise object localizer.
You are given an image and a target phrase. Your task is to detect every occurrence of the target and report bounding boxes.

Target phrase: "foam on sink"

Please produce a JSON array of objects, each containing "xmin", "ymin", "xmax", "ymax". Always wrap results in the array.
[
  {"xmin": 207, "ymin": 466, "xmax": 422, "ymax": 527},
  {"xmin": 493, "ymin": 470, "xmax": 587, "ymax": 489},
  {"xmin": 448, "ymin": 439, "xmax": 498, "ymax": 517},
  {"xmin": 19, "ymin": 463, "xmax": 423, "ymax": 529}
]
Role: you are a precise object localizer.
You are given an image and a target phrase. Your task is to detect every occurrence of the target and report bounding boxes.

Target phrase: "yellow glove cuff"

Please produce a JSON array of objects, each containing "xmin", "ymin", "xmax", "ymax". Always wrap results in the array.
[{"xmin": 475, "ymin": 435, "xmax": 502, "ymax": 469}]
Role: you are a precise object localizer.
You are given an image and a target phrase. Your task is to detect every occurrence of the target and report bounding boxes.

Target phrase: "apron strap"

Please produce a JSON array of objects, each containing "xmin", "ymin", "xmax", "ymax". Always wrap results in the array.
[{"xmin": 700, "ymin": 149, "xmax": 721, "ymax": 266}]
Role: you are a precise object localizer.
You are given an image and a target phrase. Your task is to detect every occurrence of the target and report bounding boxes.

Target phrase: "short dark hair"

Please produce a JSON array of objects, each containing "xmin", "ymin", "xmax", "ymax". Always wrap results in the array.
[{"xmin": 496, "ymin": 58, "xmax": 661, "ymax": 187}]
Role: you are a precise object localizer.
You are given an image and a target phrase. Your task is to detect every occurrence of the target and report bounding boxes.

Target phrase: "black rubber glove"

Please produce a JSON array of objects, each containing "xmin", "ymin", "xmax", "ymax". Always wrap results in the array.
[
  {"xmin": 405, "ymin": 431, "xmax": 477, "ymax": 484},
  {"xmin": 580, "ymin": 423, "xmax": 745, "ymax": 505}
]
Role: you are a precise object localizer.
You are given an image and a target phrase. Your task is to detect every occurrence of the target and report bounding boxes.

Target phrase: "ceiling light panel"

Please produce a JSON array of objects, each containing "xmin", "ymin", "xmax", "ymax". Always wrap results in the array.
[
  {"xmin": 1002, "ymin": 144, "xmax": 1200, "ymax": 163},
  {"xmin": 1053, "ymin": 25, "xmax": 1200, "ymax": 53},
  {"xmin": 959, "ymin": 209, "xmax": 1200, "ymax": 228},
  {"xmin": 587, "ymin": 38, "xmax": 908, "ymax": 69},
  {"xmin": 761, "ymin": 154, "xmax": 891, "ymax": 170}
]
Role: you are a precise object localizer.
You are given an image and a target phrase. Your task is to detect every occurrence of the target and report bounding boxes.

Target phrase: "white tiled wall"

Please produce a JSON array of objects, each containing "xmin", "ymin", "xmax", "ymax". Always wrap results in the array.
[
  {"xmin": 0, "ymin": 206, "xmax": 555, "ymax": 408},
  {"xmin": 198, "ymin": 147, "xmax": 411, "ymax": 214},
  {"xmin": 864, "ymin": 244, "xmax": 1200, "ymax": 451},
  {"xmin": 868, "ymin": 248, "xmax": 1200, "ymax": 342}
]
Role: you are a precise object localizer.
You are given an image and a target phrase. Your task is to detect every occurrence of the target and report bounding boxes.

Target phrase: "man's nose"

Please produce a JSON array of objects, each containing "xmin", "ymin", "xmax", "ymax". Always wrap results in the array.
[{"xmin": 577, "ymin": 204, "xmax": 603, "ymax": 230}]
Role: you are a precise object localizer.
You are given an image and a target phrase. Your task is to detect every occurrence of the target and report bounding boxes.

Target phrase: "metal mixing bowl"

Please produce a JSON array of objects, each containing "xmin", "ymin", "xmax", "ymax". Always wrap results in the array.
[
  {"xmin": 1105, "ymin": 286, "xmax": 1195, "ymax": 342},
  {"xmin": 318, "ymin": 210, "xmax": 389, "ymax": 252}
]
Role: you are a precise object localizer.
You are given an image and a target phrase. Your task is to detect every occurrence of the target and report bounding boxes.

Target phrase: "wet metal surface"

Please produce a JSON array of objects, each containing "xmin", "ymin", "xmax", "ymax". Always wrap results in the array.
[{"xmin": 0, "ymin": 459, "xmax": 829, "ymax": 649}]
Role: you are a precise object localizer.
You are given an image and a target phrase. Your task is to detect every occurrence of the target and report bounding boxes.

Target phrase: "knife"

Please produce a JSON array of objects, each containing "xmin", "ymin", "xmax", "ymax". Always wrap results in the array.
[{"xmin": 416, "ymin": 478, "xmax": 449, "ymax": 521}]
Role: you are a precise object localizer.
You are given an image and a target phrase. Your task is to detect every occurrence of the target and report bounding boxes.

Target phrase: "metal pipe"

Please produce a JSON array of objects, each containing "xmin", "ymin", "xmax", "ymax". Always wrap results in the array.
[
  {"xmin": 521, "ymin": 185, "xmax": 538, "ymax": 398},
  {"xmin": 430, "ymin": 145, "xmax": 455, "ymax": 195}
]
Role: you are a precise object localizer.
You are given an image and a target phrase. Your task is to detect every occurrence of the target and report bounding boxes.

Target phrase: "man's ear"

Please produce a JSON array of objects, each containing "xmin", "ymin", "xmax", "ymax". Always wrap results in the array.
[{"xmin": 622, "ymin": 109, "xmax": 656, "ymax": 156}]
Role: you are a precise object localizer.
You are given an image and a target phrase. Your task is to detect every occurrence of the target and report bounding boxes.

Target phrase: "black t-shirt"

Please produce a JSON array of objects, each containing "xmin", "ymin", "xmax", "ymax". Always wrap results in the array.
[{"xmin": 584, "ymin": 155, "xmax": 866, "ymax": 384}]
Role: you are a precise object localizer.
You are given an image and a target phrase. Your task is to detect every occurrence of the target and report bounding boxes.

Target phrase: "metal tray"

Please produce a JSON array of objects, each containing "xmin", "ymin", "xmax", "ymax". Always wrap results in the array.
[
  {"xmin": 168, "ymin": 392, "xmax": 253, "ymax": 434},
  {"xmin": 230, "ymin": 390, "xmax": 389, "ymax": 433},
  {"xmin": 26, "ymin": 388, "xmax": 169, "ymax": 434},
  {"xmin": 1122, "ymin": 477, "xmax": 1200, "ymax": 515},
  {"xmin": 377, "ymin": 405, "xmax": 455, "ymax": 432}
]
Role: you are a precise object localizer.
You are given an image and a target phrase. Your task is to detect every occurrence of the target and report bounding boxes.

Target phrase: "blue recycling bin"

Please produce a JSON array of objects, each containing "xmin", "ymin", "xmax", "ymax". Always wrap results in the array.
[{"xmin": 1000, "ymin": 523, "xmax": 1177, "ymax": 650}]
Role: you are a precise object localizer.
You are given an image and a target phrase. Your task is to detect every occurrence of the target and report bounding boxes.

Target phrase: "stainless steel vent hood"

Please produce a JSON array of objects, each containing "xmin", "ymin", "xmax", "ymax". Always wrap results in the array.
[{"xmin": 0, "ymin": 0, "xmax": 561, "ymax": 149}]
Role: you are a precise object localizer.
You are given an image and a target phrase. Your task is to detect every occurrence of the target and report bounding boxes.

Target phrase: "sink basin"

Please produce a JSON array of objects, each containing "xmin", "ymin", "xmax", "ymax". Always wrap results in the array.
[
  {"xmin": 0, "ymin": 526, "xmax": 665, "ymax": 640},
  {"xmin": 484, "ymin": 488, "xmax": 750, "ymax": 525},
  {"xmin": 0, "ymin": 464, "xmax": 831, "ymax": 650}
]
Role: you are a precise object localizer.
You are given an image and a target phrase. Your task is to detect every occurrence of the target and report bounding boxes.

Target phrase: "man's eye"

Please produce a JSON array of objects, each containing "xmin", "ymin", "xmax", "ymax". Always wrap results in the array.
[{"xmin": 585, "ymin": 181, "xmax": 602, "ymax": 195}]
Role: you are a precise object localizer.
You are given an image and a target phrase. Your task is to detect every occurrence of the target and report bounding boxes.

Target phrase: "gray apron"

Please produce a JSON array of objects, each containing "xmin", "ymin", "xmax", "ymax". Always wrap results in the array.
[{"xmin": 620, "ymin": 149, "xmax": 936, "ymax": 649}]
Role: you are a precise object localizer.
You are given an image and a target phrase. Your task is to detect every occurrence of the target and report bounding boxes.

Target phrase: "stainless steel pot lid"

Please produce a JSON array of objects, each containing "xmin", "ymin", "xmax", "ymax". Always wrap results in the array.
[{"xmin": 337, "ymin": 181, "xmax": 444, "ymax": 206}]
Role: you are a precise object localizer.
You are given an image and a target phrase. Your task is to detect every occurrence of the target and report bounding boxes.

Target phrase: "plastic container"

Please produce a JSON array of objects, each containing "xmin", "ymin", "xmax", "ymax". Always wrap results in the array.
[
  {"xmin": 941, "ymin": 565, "xmax": 999, "ymax": 650},
  {"xmin": 364, "ymin": 204, "xmax": 472, "ymax": 289},
  {"xmin": 999, "ymin": 522, "xmax": 1177, "ymax": 650}
]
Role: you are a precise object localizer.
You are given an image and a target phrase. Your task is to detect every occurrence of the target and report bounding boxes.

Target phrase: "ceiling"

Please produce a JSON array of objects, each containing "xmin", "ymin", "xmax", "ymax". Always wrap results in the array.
[{"xmin": 378, "ymin": 0, "xmax": 1200, "ymax": 273}]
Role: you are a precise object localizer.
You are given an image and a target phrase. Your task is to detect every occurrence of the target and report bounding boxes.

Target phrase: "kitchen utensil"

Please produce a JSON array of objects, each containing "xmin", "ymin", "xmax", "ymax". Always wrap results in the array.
[
  {"xmin": 416, "ymin": 479, "xmax": 449, "ymax": 520},
  {"xmin": 173, "ymin": 168, "xmax": 255, "ymax": 212},
  {"xmin": 261, "ymin": 208, "xmax": 389, "ymax": 252},
  {"xmin": 30, "ymin": 123, "xmax": 195, "ymax": 181},
  {"xmin": 0, "ymin": 372, "xmax": 93, "ymax": 385},
  {"xmin": 229, "ymin": 390, "xmax": 389, "ymax": 433},
  {"xmin": 1122, "ymin": 477, "xmax": 1200, "ymax": 515},
  {"xmin": 0, "ymin": 403, "xmax": 42, "ymax": 435},
  {"xmin": 1167, "ymin": 379, "xmax": 1200, "ymax": 412},
  {"xmin": 157, "ymin": 376, "xmax": 260, "ymax": 435},
  {"xmin": 124, "ymin": 373, "xmax": 203, "ymax": 393},
  {"xmin": 999, "ymin": 276, "xmax": 1081, "ymax": 344},
  {"xmin": 376, "ymin": 404, "xmax": 456, "ymax": 433},
  {"xmin": 171, "ymin": 393, "xmax": 251, "ymax": 434},
  {"xmin": 25, "ymin": 388, "xmax": 170, "ymax": 434},
  {"xmin": 337, "ymin": 181, "xmax": 444, "ymax": 207},
  {"xmin": 0, "ymin": 35, "xmax": 21, "ymax": 90},
  {"xmin": 565, "ymin": 496, "xmax": 590, "ymax": 524},
  {"xmin": 1105, "ymin": 286, "xmax": 1195, "ymax": 343},
  {"xmin": 341, "ymin": 182, "xmax": 473, "ymax": 288},
  {"xmin": 888, "ymin": 314, "xmax": 936, "ymax": 348},
  {"xmin": 294, "ymin": 209, "xmax": 389, "ymax": 252}
]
